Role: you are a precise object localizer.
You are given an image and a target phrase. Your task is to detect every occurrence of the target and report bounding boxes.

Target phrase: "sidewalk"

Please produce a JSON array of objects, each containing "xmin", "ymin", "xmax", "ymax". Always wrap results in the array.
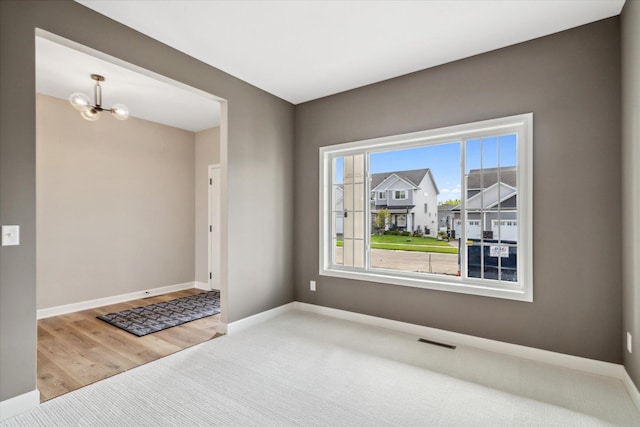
[{"xmin": 335, "ymin": 247, "xmax": 459, "ymax": 275}]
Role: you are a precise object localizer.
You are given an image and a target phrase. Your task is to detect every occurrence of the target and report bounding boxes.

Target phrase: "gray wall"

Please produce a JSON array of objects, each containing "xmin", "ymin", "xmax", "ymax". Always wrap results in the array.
[
  {"xmin": 194, "ymin": 127, "xmax": 220, "ymax": 285},
  {"xmin": 622, "ymin": 0, "xmax": 640, "ymax": 387},
  {"xmin": 294, "ymin": 18, "xmax": 622, "ymax": 363},
  {"xmin": 36, "ymin": 94, "xmax": 196, "ymax": 309},
  {"xmin": 0, "ymin": 0, "xmax": 294, "ymax": 402}
]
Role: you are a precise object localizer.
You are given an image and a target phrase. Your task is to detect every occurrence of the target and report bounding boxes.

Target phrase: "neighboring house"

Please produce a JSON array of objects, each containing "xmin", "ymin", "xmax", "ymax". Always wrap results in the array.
[
  {"xmin": 370, "ymin": 168, "xmax": 439, "ymax": 236},
  {"xmin": 437, "ymin": 203, "xmax": 457, "ymax": 236},
  {"xmin": 452, "ymin": 166, "xmax": 518, "ymax": 241}
]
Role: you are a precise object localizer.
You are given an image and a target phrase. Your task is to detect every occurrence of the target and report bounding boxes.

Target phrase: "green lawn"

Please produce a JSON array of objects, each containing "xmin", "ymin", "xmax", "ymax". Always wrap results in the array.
[
  {"xmin": 336, "ymin": 234, "xmax": 459, "ymax": 254},
  {"xmin": 372, "ymin": 234, "xmax": 452, "ymax": 246}
]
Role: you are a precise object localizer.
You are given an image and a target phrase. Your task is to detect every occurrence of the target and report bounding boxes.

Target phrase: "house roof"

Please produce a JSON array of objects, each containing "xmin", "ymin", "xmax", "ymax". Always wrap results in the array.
[
  {"xmin": 438, "ymin": 204, "xmax": 456, "ymax": 212},
  {"xmin": 373, "ymin": 173, "xmax": 418, "ymax": 192},
  {"xmin": 371, "ymin": 168, "xmax": 439, "ymax": 194},
  {"xmin": 466, "ymin": 182, "xmax": 517, "ymax": 210},
  {"xmin": 467, "ymin": 166, "xmax": 517, "ymax": 189}
]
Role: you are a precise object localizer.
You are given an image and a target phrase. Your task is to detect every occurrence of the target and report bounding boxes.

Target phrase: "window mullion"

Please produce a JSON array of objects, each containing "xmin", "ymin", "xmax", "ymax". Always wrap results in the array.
[
  {"xmin": 497, "ymin": 137, "xmax": 502, "ymax": 280},
  {"xmin": 460, "ymin": 138, "xmax": 467, "ymax": 280},
  {"xmin": 365, "ymin": 157, "xmax": 371, "ymax": 271},
  {"xmin": 479, "ymin": 137, "xmax": 484, "ymax": 280}
]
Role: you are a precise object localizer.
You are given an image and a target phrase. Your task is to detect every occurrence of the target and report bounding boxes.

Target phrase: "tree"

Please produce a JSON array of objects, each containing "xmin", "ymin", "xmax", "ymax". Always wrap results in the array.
[
  {"xmin": 374, "ymin": 208, "xmax": 390, "ymax": 232},
  {"xmin": 439, "ymin": 199, "xmax": 461, "ymax": 206}
]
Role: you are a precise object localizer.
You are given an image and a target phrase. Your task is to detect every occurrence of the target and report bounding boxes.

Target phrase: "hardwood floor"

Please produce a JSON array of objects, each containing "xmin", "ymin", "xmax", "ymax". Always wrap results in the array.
[{"xmin": 37, "ymin": 289, "xmax": 223, "ymax": 402}]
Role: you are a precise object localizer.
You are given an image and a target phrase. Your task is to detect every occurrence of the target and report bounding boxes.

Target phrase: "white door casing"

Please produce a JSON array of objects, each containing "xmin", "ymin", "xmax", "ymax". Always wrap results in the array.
[{"xmin": 208, "ymin": 165, "xmax": 221, "ymax": 290}]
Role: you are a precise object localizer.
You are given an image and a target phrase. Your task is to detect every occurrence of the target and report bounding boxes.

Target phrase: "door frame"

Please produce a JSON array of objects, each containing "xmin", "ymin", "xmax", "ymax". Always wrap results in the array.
[{"xmin": 208, "ymin": 164, "xmax": 221, "ymax": 290}]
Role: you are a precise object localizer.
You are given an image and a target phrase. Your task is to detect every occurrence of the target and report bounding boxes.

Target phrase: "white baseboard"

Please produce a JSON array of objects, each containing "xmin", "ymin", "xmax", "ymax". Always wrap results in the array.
[
  {"xmin": 194, "ymin": 281, "xmax": 210, "ymax": 291},
  {"xmin": 37, "ymin": 281, "xmax": 197, "ymax": 319},
  {"xmin": 217, "ymin": 322, "xmax": 228, "ymax": 334},
  {"xmin": 293, "ymin": 302, "xmax": 624, "ymax": 379},
  {"xmin": 226, "ymin": 302, "xmax": 296, "ymax": 335},
  {"xmin": 0, "ymin": 389, "xmax": 39, "ymax": 421},
  {"xmin": 622, "ymin": 368, "xmax": 640, "ymax": 413}
]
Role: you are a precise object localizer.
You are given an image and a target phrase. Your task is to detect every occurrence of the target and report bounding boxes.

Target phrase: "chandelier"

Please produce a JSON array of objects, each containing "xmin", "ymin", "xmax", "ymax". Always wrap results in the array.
[{"xmin": 69, "ymin": 74, "xmax": 129, "ymax": 122}]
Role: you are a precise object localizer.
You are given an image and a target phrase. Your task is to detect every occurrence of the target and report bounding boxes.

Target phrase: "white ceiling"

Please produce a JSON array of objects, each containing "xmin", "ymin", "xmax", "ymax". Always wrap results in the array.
[
  {"xmin": 77, "ymin": 0, "xmax": 625, "ymax": 105},
  {"xmin": 43, "ymin": 1, "xmax": 624, "ymax": 131},
  {"xmin": 36, "ymin": 36, "xmax": 221, "ymax": 132}
]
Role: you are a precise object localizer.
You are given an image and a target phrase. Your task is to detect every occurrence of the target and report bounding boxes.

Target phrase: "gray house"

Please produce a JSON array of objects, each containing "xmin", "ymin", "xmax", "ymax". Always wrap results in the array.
[
  {"xmin": 452, "ymin": 166, "xmax": 518, "ymax": 241},
  {"xmin": 370, "ymin": 168, "xmax": 439, "ymax": 235}
]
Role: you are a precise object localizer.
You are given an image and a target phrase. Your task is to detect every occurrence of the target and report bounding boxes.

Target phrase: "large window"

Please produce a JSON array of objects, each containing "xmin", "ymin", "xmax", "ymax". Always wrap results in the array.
[{"xmin": 320, "ymin": 114, "xmax": 533, "ymax": 301}]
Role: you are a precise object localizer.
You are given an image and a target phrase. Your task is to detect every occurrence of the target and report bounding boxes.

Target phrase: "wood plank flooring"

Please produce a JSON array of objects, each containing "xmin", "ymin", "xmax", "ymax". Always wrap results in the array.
[{"xmin": 37, "ymin": 289, "xmax": 223, "ymax": 402}]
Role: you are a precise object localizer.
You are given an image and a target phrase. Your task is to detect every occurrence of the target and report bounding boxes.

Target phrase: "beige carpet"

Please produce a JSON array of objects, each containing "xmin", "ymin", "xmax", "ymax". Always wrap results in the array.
[{"xmin": 2, "ymin": 310, "xmax": 639, "ymax": 426}]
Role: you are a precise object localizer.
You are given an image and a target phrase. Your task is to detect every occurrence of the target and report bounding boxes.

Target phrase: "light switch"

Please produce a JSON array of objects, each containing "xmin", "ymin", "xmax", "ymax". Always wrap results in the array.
[{"xmin": 2, "ymin": 225, "xmax": 20, "ymax": 246}]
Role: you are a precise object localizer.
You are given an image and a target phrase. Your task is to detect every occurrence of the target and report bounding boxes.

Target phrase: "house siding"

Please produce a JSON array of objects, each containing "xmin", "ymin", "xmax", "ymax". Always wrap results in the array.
[{"xmin": 412, "ymin": 175, "xmax": 438, "ymax": 236}]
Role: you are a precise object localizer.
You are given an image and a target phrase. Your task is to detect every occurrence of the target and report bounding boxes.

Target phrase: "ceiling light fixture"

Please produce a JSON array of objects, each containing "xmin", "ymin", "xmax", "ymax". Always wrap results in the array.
[{"xmin": 69, "ymin": 74, "xmax": 129, "ymax": 122}]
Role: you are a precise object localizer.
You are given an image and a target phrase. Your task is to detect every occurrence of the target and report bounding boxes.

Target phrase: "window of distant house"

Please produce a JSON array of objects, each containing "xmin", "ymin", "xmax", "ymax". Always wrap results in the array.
[
  {"xmin": 319, "ymin": 114, "xmax": 533, "ymax": 301},
  {"xmin": 393, "ymin": 190, "xmax": 407, "ymax": 200}
]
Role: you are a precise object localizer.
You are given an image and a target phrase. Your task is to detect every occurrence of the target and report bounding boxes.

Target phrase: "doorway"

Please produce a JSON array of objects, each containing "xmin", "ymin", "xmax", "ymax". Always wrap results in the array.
[{"xmin": 35, "ymin": 29, "xmax": 227, "ymax": 400}]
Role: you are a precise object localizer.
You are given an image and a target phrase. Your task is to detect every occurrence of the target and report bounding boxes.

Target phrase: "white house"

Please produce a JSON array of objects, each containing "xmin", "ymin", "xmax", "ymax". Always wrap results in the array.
[{"xmin": 370, "ymin": 168, "xmax": 439, "ymax": 236}]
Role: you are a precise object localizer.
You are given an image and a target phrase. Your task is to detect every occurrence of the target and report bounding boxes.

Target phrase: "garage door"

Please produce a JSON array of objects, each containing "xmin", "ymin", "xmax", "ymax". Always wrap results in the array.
[
  {"xmin": 491, "ymin": 220, "xmax": 518, "ymax": 242},
  {"xmin": 467, "ymin": 220, "xmax": 481, "ymax": 239}
]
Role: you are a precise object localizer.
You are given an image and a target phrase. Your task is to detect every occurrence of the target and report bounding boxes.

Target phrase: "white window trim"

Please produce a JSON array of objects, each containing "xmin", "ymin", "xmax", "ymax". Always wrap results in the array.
[{"xmin": 319, "ymin": 113, "xmax": 533, "ymax": 302}]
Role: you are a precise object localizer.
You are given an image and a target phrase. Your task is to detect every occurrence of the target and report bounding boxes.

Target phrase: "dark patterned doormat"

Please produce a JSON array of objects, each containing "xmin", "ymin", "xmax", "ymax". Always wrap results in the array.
[{"xmin": 97, "ymin": 290, "xmax": 221, "ymax": 337}]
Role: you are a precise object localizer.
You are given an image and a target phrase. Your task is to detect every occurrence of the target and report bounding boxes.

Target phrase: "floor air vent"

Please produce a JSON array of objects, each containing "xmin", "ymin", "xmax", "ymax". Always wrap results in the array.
[{"xmin": 418, "ymin": 338, "xmax": 456, "ymax": 350}]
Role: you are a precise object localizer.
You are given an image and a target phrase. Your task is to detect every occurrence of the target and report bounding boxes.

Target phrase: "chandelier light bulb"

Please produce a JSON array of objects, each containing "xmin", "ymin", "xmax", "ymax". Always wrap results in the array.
[
  {"xmin": 111, "ymin": 104, "xmax": 129, "ymax": 121},
  {"xmin": 69, "ymin": 92, "xmax": 91, "ymax": 112},
  {"xmin": 81, "ymin": 108, "xmax": 101, "ymax": 122}
]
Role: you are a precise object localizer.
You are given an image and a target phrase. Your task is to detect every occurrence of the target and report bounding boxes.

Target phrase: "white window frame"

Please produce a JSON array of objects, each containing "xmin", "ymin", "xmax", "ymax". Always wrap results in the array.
[
  {"xmin": 319, "ymin": 113, "xmax": 533, "ymax": 302},
  {"xmin": 378, "ymin": 191, "xmax": 386, "ymax": 200}
]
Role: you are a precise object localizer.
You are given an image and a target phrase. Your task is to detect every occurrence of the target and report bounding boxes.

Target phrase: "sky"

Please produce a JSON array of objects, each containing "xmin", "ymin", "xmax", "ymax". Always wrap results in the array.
[
  {"xmin": 371, "ymin": 142, "xmax": 462, "ymax": 201},
  {"xmin": 335, "ymin": 134, "xmax": 517, "ymax": 203}
]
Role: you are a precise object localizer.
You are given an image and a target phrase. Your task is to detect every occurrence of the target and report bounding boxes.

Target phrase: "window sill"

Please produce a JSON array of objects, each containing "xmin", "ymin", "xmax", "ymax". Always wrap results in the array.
[{"xmin": 320, "ymin": 267, "xmax": 532, "ymax": 302}]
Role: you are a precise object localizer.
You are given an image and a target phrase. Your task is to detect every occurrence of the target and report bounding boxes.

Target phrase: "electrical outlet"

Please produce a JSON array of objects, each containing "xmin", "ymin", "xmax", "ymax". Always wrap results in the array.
[
  {"xmin": 310, "ymin": 280, "xmax": 316, "ymax": 291},
  {"xmin": 1, "ymin": 225, "xmax": 20, "ymax": 246},
  {"xmin": 628, "ymin": 332, "xmax": 633, "ymax": 353}
]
